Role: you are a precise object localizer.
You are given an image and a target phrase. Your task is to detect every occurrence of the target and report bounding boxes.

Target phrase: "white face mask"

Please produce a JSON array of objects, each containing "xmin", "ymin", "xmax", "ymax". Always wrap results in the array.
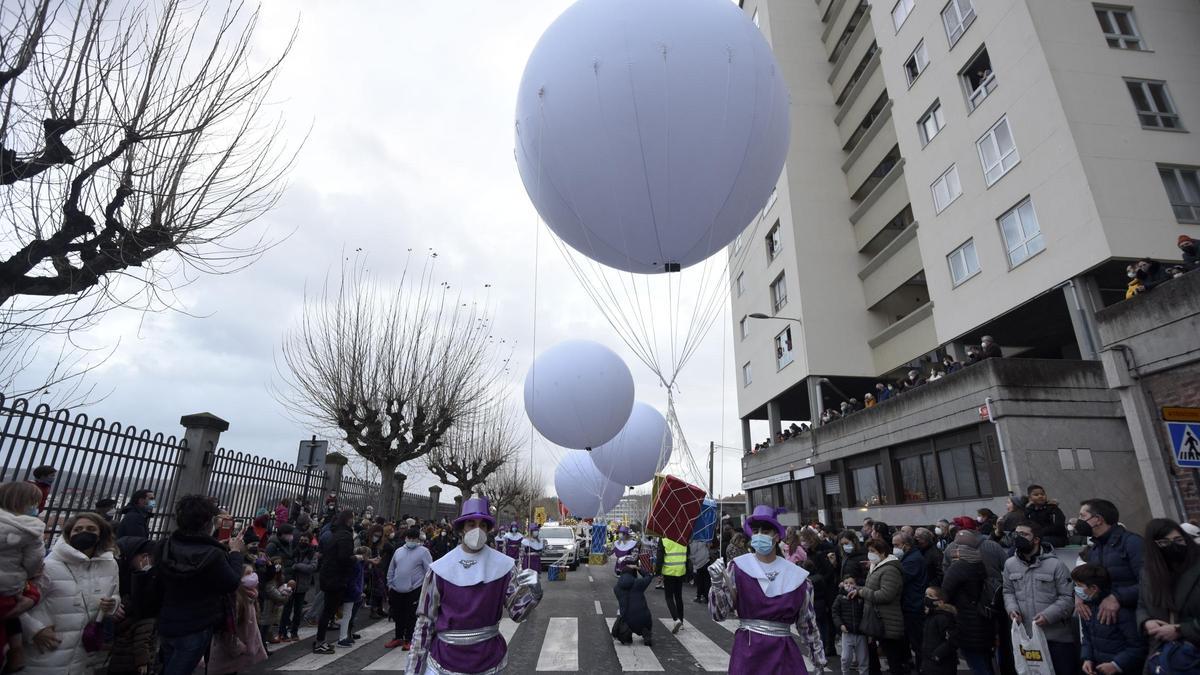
[
  {"xmin": 934, "ymin": 527, "xmax": 944, "ymax": 536},
  {"xmin": 867, "ymin": 552, "xmax": 881, "ymax": 563},
  {"xmin": 463, "ymin": 528, "xmax": 487, "ymax": 552},
  {"xmin": 893, "ymin": 547, "xmax": 904, "ymax": 558}
]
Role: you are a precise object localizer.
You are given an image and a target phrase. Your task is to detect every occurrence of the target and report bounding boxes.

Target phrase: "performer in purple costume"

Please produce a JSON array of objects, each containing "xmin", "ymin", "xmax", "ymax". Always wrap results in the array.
[
  {"xmin": 521, "ymin": 525, "xmax": 544, "ymax": 573},
  {"xmin": 500, "ymin": 522, "xmax": 523, "ymax": 561},
  {"xmin": 405, "ymin": 498, "xmax": 542, "ymax": 675},
  {"xmin": 709, "ymin": 504, "xmax": 827, "ymax": 675},
  {"xmin": 609, "ymin": 525, "xmax": 639, "ymax": 576}
]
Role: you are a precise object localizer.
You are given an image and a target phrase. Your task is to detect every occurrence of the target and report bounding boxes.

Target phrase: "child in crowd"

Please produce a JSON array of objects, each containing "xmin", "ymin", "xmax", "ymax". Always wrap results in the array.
[
  {"xmin": 0, "ymin": 482, "xmax": 48, "ymax": 672},
  {"xmin": 259, "ymin": 558, "xmax": 291, "ymax": 646},
  {"xmin": 832, "ymin": 575, "xmax": 867, "ymax": 675},
  {"xmin": 338, "ymin": 547, "xmax": 370, "ymax": 647},
  {"xmin": 920, "ymin": 587, "xmax": 958, "ymax": 675},
  {"xmin": 1072, "ymin": 564, "xmax": 1147, "ymax": 675},
  {"xmin": 204, "ymin": 564, "xmax": 268, "ymax": 674}
]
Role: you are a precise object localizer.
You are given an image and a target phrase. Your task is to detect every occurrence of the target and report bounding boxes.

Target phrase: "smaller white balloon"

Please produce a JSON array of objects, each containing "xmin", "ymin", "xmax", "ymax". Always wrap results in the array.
[
  {"xmin": 590, "ymin": 402, "xmax": 672, "ymax": 487},
  {"xmin": 524, "ymin": 340, "xmax": 635, "ymax": 450},
  {"xmin": 554, "ymin": 450, "xmax": 625, "ymax": 517}
]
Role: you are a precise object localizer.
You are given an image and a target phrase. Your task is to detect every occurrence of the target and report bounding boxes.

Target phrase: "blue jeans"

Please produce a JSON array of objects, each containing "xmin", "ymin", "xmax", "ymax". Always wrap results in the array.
[
  {"xmin": 962, "ymin": 648, "xmax": 996, "ymax": 675},
  {"xmin": 159, "ymin": 627, "xmax": 213, "ymax": 675}
]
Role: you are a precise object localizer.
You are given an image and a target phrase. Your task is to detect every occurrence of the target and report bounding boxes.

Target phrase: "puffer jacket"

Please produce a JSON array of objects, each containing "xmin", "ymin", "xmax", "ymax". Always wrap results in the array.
[
  {"xmin": 1024, "ymin": 503, "xmax": 1068, "ymax": 547},
  {"xmin": 1085, "ymin": 525, "xmax": 1144, "ymax": 610},
  {"xmin": 19, "ymin": 539, "xmax": 119, "ymax": 675},
  {"xmin": 942, "ymin": 559, "xmax": 992, "ymax": 651},
  {"xmin": 319, "ymin": 523, "xmax": 356, "ymax": 592},
  {"xmin": 841, "ymin": 550, "xmax": 870, "ymax": 585},
  {"xmin": 1002, "ymin": 552, "xmax": 1075, "ymax": 643},
  {"xmin": 921, "ymin": 607, "xmax": 958, "ymax": 675},
  {"xmin": 832, "ymin": 587, "xmax": 865, "ymax": 635},
  {"xmin": 260, "ymin": 579, "xmax": 287, "ymax": 625},
  {"xmin": 265, "ymin": 535, "xmax": 295, "ymax": 574},
  {"xmin": 0, "ymin": 509, "xmax": 47, "ymax": 596},
  {"xmin": 1080, "ymin": 593, "xmax": 1146, "ymax": 673},
  {"xmin": 154, "ymin": 531, "xmax": 244, "ymax": 637},
  {"xmin": 115, "ymin": 505, "xmax": 151, "ymax": 539},
  {"xmin": 898, "ymin": 548, "xmax": 928, "ymax": 616},
  {"xmin": 858, "ymin": 556, "xmax": 905, "ymax": 640}
]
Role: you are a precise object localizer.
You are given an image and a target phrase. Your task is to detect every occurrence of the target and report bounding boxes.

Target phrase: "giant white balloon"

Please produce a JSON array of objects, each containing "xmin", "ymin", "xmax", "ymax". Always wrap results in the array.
[
  {"xmin": 590, "ymin": 402, "xmax": 672, "ymax": 487},
  {"xmin": 524, "ymin": 340, "xmax": 635, "ymax": 450},
  {"xmin": 515, "ymin": 0, "xmax": 790, "ymax": 274},
  {"xmin": 555, "ymin": 450, "xmax": 626, "ymax": 517}
]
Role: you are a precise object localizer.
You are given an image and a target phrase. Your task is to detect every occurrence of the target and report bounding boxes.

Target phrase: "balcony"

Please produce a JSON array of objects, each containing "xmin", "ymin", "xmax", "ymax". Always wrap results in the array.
[
  {"xmin": 849, "ymin": 144, "xmax": 902, "ymax": 205},
  {"xmin": 828, "ymin": 4, "xmax": 874, "ymax": 86},
  {"xmin": 826, "ymin": 0, "xmax": 869, "ymax": 62},
  {"xmin": 869, "ymin": 300, "xmax": 936, "ymax": 374},
  {"xmin": 859, "ymin": 223, "xmax": 922, "ymax": 308},
  {"xmin": 838, "ymin": 69, "xmax": 886, "ymax": 143},
  {"xmin": 843, "ymin": 106, "xmax": 896, "ymax": 182}
]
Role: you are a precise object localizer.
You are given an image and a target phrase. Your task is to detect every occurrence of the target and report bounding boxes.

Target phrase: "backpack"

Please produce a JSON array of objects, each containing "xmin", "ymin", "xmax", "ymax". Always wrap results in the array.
[
  {"xmin": 978, "ymin": 572, "xmax": 1003, "ymax": 620},
  {"xmin": 1147, "ymin": 641, "xmax": 1200, "ymax": 675}
]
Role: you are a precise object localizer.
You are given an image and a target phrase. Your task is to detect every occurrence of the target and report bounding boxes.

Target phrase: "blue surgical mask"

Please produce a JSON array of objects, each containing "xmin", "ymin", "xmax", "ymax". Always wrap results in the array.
[
  {"xmin": 148, "ymin": 499, "xmax": 157, "ymax": 510},
  {"xmin": 750, "ymin": 533, "xmax": 775, "ymax": 555},
  {"xmin": 1073, "ymin": 586, "xmax": 1094, "ymax": 601},
  {"xmin": 405, "ymin": 541, "xmax": 420, "ymax": 550},
  {"xmin": 26, "ymin": 505, "xmax": 39, "ymax": 517}
]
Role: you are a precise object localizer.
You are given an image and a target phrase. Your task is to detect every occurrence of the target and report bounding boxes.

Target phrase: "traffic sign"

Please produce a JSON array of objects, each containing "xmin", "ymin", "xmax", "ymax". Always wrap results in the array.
[
  {"xmin": 1166, "ymin": 422, "xmax": 1200, "ymax": 468},
  {"xmin": 534, "ymin": 506, "xmax": 547, "ymax": 526},
  {"xmin": 1163, "ymin": 407, "xmax": 1200, "ymax": 423},
  {"xmin": 978, "ymin": 405, "xmax": 990, "ymax": 420}
]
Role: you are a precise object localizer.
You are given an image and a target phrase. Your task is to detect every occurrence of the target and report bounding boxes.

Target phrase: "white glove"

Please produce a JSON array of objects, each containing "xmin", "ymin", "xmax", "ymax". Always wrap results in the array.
[
  {"xmin": 708, "ymin": 558, "xmax": 726, "ymax": 588},
  {"xmin": 516, "ymin": 568, "xmax": 543, "ymax": 601}
]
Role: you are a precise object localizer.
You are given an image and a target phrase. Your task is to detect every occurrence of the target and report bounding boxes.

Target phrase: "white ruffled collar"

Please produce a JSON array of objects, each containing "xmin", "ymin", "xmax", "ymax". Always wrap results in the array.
[
  {"xmin": 733, "ymin": 552, "xmax": 809, "ymax": 598},
  {"xmin": 522, "ymin": 537, "xmax": 544, "ymax": 550},
  {"xmin": 430, "ymin": 545, "xmax": 515, "ymax": 586},
  {"xmin": 502, "ymin": 532, "xmax": 524, "ymax": 542},
  {"xmin": 613, "ymin": 540, "xmax": 638, "ymax": 551}
]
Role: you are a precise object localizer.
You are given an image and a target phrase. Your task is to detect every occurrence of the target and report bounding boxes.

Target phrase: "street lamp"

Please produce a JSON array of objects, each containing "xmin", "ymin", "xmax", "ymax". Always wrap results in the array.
[{"xmin": 747, "ymin": 312, "xmax": 802, "ymax": 323}]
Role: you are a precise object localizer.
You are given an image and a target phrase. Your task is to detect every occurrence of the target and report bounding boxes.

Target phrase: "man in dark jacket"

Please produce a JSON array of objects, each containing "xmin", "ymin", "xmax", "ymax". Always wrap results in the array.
[
  {"xmin": 313, "ymin": 508, "xmax": 357, "ymax": 654},
  {"xmin": 1181, "ymin": 235, "xmax": 1199, "ymax": 272},
  {"xmin": 1076, "ymin": 499, "xmax": 1144, "ymax": 625},
  {"xmin": 116, "ymin": 488, "xmax": 155, "ymax": 538},
  {"xmin": 893, "ymin": 532, "xmax": 929, "ymax": 667},
  {"xmin": 612, "ymin": 555, "xmax": 655, "ymax": 646},
  {"xmin": 915, "ymin": 528, "xmax": 943, "ymax": 587},
  {"xmin": 155, "ymin": 494, "xmax": 245, "ymax": 675},
  {"xmin": 1024, "ymin": 485, "xmax": 1069, "ymax": 547}
]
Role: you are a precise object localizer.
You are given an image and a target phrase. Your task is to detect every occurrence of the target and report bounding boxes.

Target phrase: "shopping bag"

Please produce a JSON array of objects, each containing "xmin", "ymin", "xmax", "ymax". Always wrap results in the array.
[{"xmin": 1011, "ymin": 622, "xmax": 1056, "ymax": 675}]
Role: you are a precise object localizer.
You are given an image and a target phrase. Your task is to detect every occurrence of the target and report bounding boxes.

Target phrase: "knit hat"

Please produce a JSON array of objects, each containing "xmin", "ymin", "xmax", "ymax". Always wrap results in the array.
[
  {"xmin": 952, "ymin": 516, "xmax": 978, "ymax": 531},
  {"xmin": 1180, "ymin": 235, "xmax": 1194, "ymax": 246}
]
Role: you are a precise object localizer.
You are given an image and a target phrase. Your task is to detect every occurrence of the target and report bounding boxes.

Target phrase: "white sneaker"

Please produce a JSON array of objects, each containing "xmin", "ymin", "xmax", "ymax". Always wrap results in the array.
[{"xmin": 671, "ymin": 620, "xmax": 683, "ymax": 634}]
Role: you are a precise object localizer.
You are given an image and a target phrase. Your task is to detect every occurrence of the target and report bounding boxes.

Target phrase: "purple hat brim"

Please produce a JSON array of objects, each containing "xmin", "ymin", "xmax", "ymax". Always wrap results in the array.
[
  {"xmin": 744, "ymin": 515, "xmax": 785, "ymax": 540},
  {"xmin": 453, "ymin": 513, "xmax": 495, "ymax": 529}
]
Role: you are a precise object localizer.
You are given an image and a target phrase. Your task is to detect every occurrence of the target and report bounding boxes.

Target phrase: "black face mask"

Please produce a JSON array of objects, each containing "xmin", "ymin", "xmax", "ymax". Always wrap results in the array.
[
  {"xmin": 1014, "ymin": 537, "xmax": 1036, "ymax": 555},
  {"xmin": 924, "ymin": 598, "xmax": 938, "ymax": 611},
  {"xmin": 1074, "ymin": 519, "xmax": 1094, "ymax": 538},
  {"xmin": 70, "ymin": 532, "xmax": 99, "ymax": 551},
  {"xmin": 1163, "ymin": 542, "xmax": 1188, "ymax": 563}
]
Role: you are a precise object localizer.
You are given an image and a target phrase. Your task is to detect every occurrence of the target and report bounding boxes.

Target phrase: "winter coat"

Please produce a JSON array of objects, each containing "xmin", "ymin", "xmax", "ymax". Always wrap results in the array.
[
  {"xmin": 290, "ymin": 544, "xmax": 318, "ymax": 594},
  {"xmin": 614, "ymin": 571, "xmax": 654, "ymax": 634},
  {"xmin": 1085, "ymin": 525, "xmax": 1144, "ymax": 611},
  {"xmin": 1024, "ymin": 503, "xmax": 1068, "ymax": 547},
  {"xmin": 19, "ymin": 539, "xmax": 120, "ymax": 675},
  {"xmin": 833, "ymin": 587, "xmax": 865, "ymax": 635},
  {"xmin": 858, "ymin": 557, "xmax": 905, "ymax": 640},
  {"xmin": 942, "ymin": 559, "xmax": 992, "ymax": 651},
  {"xmin": 841, "ymin": 550, "xmax": 870, "ymax": 585},
  {"xmin": 690, "ymin": 539, "xmax": 713, "ymax": 570},
  {"xmin": 921, "ymin": 608, "xmax": 958, "ymax": 675},
  {"xmin": 898, "ymin": 548, "xmax": 928, "ymax": 616},
  {"xmin": 203, "ymin": 589, "xmax": 268, "ymax": 674},
  {"xmin": 1002, "ymin": 552, "xmax": 1075, "ymax": 643},
  {"xmin": 154, "ymin": 531, "xmax": 244, "ymax": 638},
  {"xmin": 1136, "ymin": 560, "xmax": 1200, "ymax": 650},
  {"xmin": 920, "ymin": 544, "xmax": 943, "ymax": 588},
  {"xmin": 1183, "ymin": 239, "xmax": 1200, "ymax": 272},
  {"xmin": 108, "ymin": 537, "xmax": 160, "ymax": 674},
  {"xmin": 805, "ymin": 545, "xmax": 837, "ymax": 610},
  {"xmin": 115, "ymin": 505, "xmax": 151, "ymax": 539},
  {"xmin": 1126, "ymin": 278, "xmax": 1146, "ymax": 299},
  {"xmin": 260, "ymin": 579, "xmax": 287, "ymax": 625},
  {"xmin": 265, "ymin": 535, "xmax": 295, "ymax": 575},
  {"xmin": 275, "ymin": 504, "xmax": 289, "ymax": 528},
  {"xmin": 344, "ymin": 559, "xmax": 366, "ymax": 600},
  {"xmin": 1080, "ymin": 593, "xmax": 1146, "ymax": 673},
  {"xmin": 0, "ymin": 509, "xmax": 47, "ymax": 596},
  {"xmin": 319, "ymin": 524, "xmax": 356, "ymax": 592}
]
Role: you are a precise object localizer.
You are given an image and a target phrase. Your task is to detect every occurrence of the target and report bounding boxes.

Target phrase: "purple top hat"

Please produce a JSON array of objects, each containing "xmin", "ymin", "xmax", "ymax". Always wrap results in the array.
[
  {"xmin": 453, "ymin": 497, "xmax": 496, "ymax": 529},
  {"xmin": 618, "ymin": 525, "xmax": 630, "ymax": 535},
  {"xmin": 530, "ymin": 524, "xmax": 540, "ymax": 532},
  {"xmin": 743, "ymin": 504, "xmax": 786, "ymax": 539}
]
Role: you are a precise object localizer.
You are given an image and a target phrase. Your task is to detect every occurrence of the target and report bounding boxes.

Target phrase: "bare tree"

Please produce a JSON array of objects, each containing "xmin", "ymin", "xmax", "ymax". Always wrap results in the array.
[
  {"xmin": 278, "ymin": 258, "xmax": 503, "ymax": 519},
  {"xmin": 426, "ymin": 397, "xmax": 522, "ymax": 500},
  {"xmin": 0, "ymin": 0, "xmax": 298, "ymax": 398},
  {"xmin": 482, "ymin": 461, "xmax": 544, "ymax": 524}
]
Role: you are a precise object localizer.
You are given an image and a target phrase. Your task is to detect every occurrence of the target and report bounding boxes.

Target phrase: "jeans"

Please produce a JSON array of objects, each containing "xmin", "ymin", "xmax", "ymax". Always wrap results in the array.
[
  {"xmin": 390, "ymin": 588, "xmax": 421, "ymax": 641},
  {"xmin": 315, "ymin": 588, "xmax": 345, "ymax": 644},
  {"xmin": 338, "ymin": 601, "xmax": 357, "ymax": 642},
  {"xmin": 159, "ymin": 627, "xmax": 213, "ymax": 675},
  {"xmin": 1046, "ymin": 640, "xmax": 1079, "ymax": 675},
  {"xmin": 962, "ymin": 648, "xmax": 996, "ymax": 675},
  {"xmin": 840, "ymin": 633, "xmax": 869, "ymax": 675},
  {"xmin": 662, "ymin": 576, "xmax": 684, "ymax": 621},
  {"xmin": 280, "ymin": 591, "xmax": 306, "ymax": 637}
]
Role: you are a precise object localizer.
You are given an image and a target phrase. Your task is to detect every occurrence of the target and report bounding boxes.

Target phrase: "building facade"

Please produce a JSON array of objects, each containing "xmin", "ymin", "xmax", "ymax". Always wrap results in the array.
[{"xmin": 732, "ymin": 0, "xmax": 1200, "ymax": 530}]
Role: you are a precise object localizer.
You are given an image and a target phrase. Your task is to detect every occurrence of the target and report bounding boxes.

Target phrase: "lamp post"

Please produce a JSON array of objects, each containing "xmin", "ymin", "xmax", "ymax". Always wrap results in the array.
[{"xmin": 747, "ymin": 312, "xmax": 802, "ymax": 323}]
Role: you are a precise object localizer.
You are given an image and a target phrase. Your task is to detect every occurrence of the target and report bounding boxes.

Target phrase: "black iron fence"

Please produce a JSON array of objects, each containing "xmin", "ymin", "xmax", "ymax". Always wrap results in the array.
[{"xmin": 207, "ymin": 448, "xmax": 329, "ymax": 530}]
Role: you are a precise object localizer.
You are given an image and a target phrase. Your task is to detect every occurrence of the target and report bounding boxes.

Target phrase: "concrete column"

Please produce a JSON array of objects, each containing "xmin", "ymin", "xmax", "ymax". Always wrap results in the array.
[
  {"xmin": 173, "ymin": 413, "xmax": 229, "ymax": 533},
  {"xmin": 428, "ymin": 486, "xmax": 443, "ymax": 522},
  {"xmin": 1101, "ymin": 350, "xmax": 1182, "ymax": 519},
  {"xmin": 453, "ymin": 494, "xmax": 463, "ymax": 512},
  {"xmin": 741, "ymin": 418, "xmax": 752, "ymax": 453},
  {"xmin": 767, "ymin": 399, "xmax": 782, "ymax": 442},
  {"xmin": 1065, "ymin": 276, "xmax": 1104, "ymax": 361},
  {"xmin": 806, "ymin": 377, "xmax": 823, "ymax": 426}
]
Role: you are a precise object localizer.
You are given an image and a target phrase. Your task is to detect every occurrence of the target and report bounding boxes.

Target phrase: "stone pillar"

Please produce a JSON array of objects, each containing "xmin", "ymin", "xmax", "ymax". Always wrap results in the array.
[
  {"xmin": 767, "ymin": 399, "xmax": 782, "ymax": 442},
  {"xmin": 453, "ymin": 494, "xmax": 463, "ymax": 512},
  {"xmin": 324, "ymin": 455, "xmax": 345, "ymax": 497},
  {"xmin": 1064, "ymin": 275, "xmax": 1104, "ymax": 361},
  {"xmin": 428, "ymin": 486, "xmax": 443, "ymax": 522},
  {"xmin": 173, "ymin": 413, "xmax": 229, "ymax": 532},
  {"xmin": 806, "ymin": 377, "xmax": 824, "ymax": 427},
  {"xmin": 741, "ymin": 418, "xmax": 752, "ymax": 454}
]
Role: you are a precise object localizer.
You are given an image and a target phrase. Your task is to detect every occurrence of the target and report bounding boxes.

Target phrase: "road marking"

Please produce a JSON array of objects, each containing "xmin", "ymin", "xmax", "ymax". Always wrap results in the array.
[
  {"xmin": 660, "ymin": 619, "xmax": 728, "ymax": 672},
  {"xmin": 589, "ymin": 575, "xmax": 594, "ymax": 583},
  {"xmin": 276, "ymin": 621, "xmax": 393, "ymax": 670},
  {"xmin": 605, "ymin": 618, "xmax": 665, "ymax": 671},
  {"xmin": 536, "ymin": 617, "xmax": 578, "ymax": 671},
  {"xmin": 594, "ymin": 600, "xmax": 603, "ymax": 614}
]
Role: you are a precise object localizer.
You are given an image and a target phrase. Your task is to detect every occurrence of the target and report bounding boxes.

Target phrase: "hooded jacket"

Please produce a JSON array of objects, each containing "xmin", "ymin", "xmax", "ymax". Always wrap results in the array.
[
  {"xmin": 318, "ymin": 523, "xmax": 356, "ymax": 591},
  {"xmin": 154, "ymin": 531, "xmax": 244, "ymax": 637},
  {"xmin": 1024, "ymin": 502, "xmax": 1068, "ymax": 547},
  {"xmin": 1080, "ymin": 590, "xmax": 1146, "ymax": 673},
  {"xmin": 0, "ymin": 508, "xmax": 47, "ymax": 596},
  {"xmin": 115, "ymin": 504, "xmax": 151, "ymax": 539},
  {"xmin": 614, "ymin": 569, "xmax": 654, "ymax": 635},
  {"xmin": 109, "ymin": 536, "xmax": 159, "ymax": 674}
]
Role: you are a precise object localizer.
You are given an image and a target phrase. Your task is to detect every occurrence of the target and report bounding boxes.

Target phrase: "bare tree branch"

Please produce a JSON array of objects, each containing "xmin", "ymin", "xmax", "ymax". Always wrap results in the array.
[
  {"xmin": 426, "ymin": 395, "xmax": 523, "ymax": 499},
  {"xmin": 482, "ymin": 461, "xmax": 544, "ymax": 524}
]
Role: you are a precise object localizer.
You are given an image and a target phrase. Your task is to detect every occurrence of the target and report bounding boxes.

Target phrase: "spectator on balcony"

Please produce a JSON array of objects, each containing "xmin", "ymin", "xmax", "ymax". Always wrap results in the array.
[
  {"xmin": 1024, "ymin": 485, "xmax": 1068, "ymax": 548},
  {"xmin": 863, "ymin": 393, "xmax": 877, "ymax": 409},
  {"xmin": 849, "ymin": 398, "xmax": 864, "ymax": 412},
  {"xmin": 116, "ymin": 489, "xmax": 155, "ymax": 539},
  {"xmin": 1136, "ymin": 259, "xmax": 1170, "ymax": 292},
  {"xmin": 928, "ymin": 368, "xmax": 944, "ymax": 382},
  {"xmin": 941, "ymin": 355, "xmax": 962, "ymax": 375},
  {"xmin": 840, "ymin": 402, "xmax": 853, "ymax": 417},
  {"xmin": 875, "ymin": 383, "xmax": 893, "ymax": 403},
  {"xmin": 1126, "ymin": 264, "xmax": 1148, "ymax": 299},
  {"xmin": 979, "ymin": 336, "xmax": 1002, "ymax": 360},
  {"xmin": 1178, "ymin": 235, "xmax": 1198, "ymax": 272},
  {"xmin": 899, "ymin": 370, "xmax": 925, "ymax": 393}
]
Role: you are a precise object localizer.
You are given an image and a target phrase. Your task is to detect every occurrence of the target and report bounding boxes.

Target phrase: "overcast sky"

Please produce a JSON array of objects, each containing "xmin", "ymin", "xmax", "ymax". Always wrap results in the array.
[{"xmin": 24, "ymin": 1, "xmax": 749, "ymax": 503}]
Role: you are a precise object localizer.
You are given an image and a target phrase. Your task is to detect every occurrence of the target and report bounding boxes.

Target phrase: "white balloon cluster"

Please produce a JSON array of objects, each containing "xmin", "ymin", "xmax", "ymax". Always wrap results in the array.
[
  {"xmin": 589, "ymin": 401, "xmax": 672, "ymax": 487},
  {"xmin": 554, "ymin": 450, "xmax": 625, "ymax": 517}
]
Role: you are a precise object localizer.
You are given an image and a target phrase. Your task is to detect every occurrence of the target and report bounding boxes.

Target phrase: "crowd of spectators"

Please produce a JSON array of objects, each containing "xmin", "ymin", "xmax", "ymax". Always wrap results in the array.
[{"xmin": 1124, "ymin": 236, "xmax": 1199, "ymax": 299}]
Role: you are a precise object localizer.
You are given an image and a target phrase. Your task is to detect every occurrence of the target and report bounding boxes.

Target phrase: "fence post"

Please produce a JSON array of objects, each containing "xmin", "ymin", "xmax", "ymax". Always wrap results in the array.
[
  {"xmin": 428, "ymin": 486, "xmax": 442, "ymax": 522},
  {"xmin": 324, "ymin": 454, "xmax": 344, "ymax": 498},
  {"xmin": 175, "ymin": 413, "xmax": 229, "ymax": 525}
]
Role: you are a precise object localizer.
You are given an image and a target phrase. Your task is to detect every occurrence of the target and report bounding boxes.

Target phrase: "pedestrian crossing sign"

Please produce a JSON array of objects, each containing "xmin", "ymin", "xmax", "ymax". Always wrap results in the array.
[{"xmin": 1167, "ymin": 422, "xmax": 1200, "ymax": 468}]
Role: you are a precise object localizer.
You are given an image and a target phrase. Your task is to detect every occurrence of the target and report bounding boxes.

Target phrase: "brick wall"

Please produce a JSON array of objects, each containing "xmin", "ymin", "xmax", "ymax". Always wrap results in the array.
[{"xmin": 1142, "ymin": 361, "xmax": 1200, "ymax": 523}]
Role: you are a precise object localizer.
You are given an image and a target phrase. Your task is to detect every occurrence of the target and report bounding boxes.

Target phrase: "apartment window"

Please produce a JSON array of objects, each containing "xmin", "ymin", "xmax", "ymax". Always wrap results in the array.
[
  {"xmin": 917, "ymin": 100, "xmax": 946, "ymax": 146},
  {"xmin": 938, "ymin": 446, "xmax": 987, "ymax": 499},
  {"xmin": 998, "ymin": 197, "xmax": 1045, "ymax": 267},
  {"xmin": 852, "ymin": 465, "xmax": 885, "ymax": 507},
  {"xmin": 770, "ymin": 272, "xmax": 788, "ymax": 312},
  {"xmin": 735, "ymin": 272, "xmax": 745, "ymax": 296},
  {"xmin": 765, "ymin": 221, "xmax": 782, "ymax": 260},
  {"xmin": 1126, "ymin": 80, "xmax": 1182, "ymax": 130},
  {"xmin": 977, "ymin": 116, "xmax": 1020, "ymax": 185},
  {"xmin": 947, "ymin": 239, "xmax": 981, "ymax": 286},
  {"xmin": 931, "ymin": 164, "xmax": 963, "ymax": 213},
  {"xmin": 742, "ymin": 362, "xmax": 753, "ymax": 387},
  {"xmin": 740, "ymin": 316, "xmax": 749, "ymax": 340},
  {"xmin": 775, "ymin": 326, "xmax": 794, "ymax": 370},
  {"xmin": 904, "ymin": 41, "xmax": 930, "ymax": 86},
  {"xmin": 898, "ymin": 456, "xmax": 930, "ymax": 502},
  {"xmin": 960, "ymin": 47, "xmax": 996, "ymax": 111},
  {"xmin": 1158, "ymin": 166, "xmax": 1200, "ymax": 223},
  {"xmin": 941, "ymin": 0, "xmax": 976, "ymax": 47},
  {"xmin": 1094, "ymin": 5, "xmax": 1143, "ymax": 50},
  {"xmin": 892, "ymin": 0, "xmax": 915, "ymax": 32}
]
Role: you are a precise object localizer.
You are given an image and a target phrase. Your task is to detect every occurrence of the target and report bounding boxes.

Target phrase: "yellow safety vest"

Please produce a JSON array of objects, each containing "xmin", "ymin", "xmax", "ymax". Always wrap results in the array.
[{"xmin": 662, "ymin": 538, "xmax": 687, "ymax": 577}]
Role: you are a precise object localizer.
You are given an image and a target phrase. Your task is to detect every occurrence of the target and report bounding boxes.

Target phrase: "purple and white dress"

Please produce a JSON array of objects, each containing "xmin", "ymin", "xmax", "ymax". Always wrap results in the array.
[
  {"xmin": 610, "ymin": 539, "xmax": 639, "ymax": 576},
  {"xmin": 521, "ymin": 536, "xmax": 544, "ymax": 572},
  {"xmin": 405, "ymin": 545, "xmax": 540, "ymax": 675},
  {"xmin": 501, "ymin": 532, "xmax": 523, "ymax": 560},
  {"xmin": 709, "ymin": 553, "xmax": 827, "ymax": 675}
]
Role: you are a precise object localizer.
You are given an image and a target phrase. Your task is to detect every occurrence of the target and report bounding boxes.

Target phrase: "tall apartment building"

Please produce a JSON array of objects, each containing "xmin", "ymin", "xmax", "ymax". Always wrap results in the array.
[{"xmin": 731, "ymin": 0, "xmax": 1200, "ymax": 530}]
